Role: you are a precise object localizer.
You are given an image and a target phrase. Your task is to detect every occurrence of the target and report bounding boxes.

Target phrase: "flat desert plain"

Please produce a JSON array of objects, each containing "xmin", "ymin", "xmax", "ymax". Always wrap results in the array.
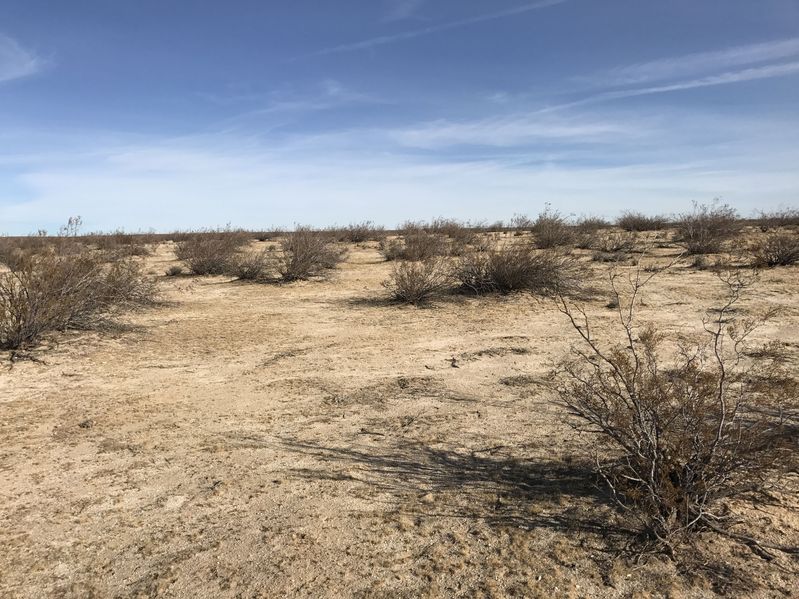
[{"xmin": 1, "ymin": 237, "xmax": 798, "ymax": 598}]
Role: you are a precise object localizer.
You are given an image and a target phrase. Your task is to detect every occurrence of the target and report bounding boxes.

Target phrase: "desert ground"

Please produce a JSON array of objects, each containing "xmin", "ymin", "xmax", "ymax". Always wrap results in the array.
[{"xmin": 1, "ymin": 235, "xmax": 798, "ymax": 598}]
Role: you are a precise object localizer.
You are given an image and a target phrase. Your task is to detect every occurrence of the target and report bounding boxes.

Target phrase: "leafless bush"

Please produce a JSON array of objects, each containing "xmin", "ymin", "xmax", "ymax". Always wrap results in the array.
[
  {"xmin": 382, "ymin": 257, "xmax": 452, "ymax": 304},
  {"xmin": 330, "ymin": 221, "xmax": 385, "ymax": 243},
  {"xmin": 575, "ymin": 215, "xmax": 611, "ymax": 232},
  {"xmin": 676, "ymin": 200, "xmax": 740, "ymax": 254},
  {"xmin": 755, "ymin": 208, "xmax": 799, "ymax": 230},
  {"xmin": 89, "ymin": 230, "xmax": 151, "ymax": 257},
  {"xmin": 1, "ymin": 252, "xmax": 157, "ymax": 349},
  {"xmin": 278, "ymin": 227, "xmax": 345, "ymax": 281},
  {"xmin": 455, "ymin": 243, "xmax": 582, "ymax": 295},
  {"xmin": 592, "ymin": 230, "xmax": 637, "ymax": 253},
  {"xmin": 555, "ymin": 268, "xmax": 797, "ymax": 554},
  {"xmin": 380, "ymin": 225, "xmax": 448, "ymax": 261},
  {"xmin": 617, "ymin": 211, "xmax": 668, "ymax": 232},
  {"xmin": 531, "ymin": 206, "xmax": 574, "ymax": 248},
  {"xmin": 175, "ymin": 229, "xmax": 250, "ymax": 275},
  {"xmin": 229, "ymin": 250, "xmax": 273, "ymax": 280},
  {"xmin": 750, "ymin": 231, "xmax": 799, "ymax": 266},
  {"xmin": 509, "ymin": 213, "xmax": 533, "ymax": 232},
  {"xmin": 165, "ymin": 265, "xmax": 183, "ymax": 277}
]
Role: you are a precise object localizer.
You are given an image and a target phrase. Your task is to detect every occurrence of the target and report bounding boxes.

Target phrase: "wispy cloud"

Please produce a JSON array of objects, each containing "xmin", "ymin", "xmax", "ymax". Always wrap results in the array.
[
  {"xmin": 586, "ymin": 37, "xmax": 799, "ymax": 86},
  {"xmin": 551, "ymin": 60, "xmax": 799, "ymax": 112},
  {"xmin": 304, "ymin": 0, "xmax": 567, "ymax": 57},
  {"xmin": 0, "ymin": 34, "xmax": 42, "ymax": 83},
  {"xmin": 383, "ymin": 0, "xmax": 426, "ymax": 22},
  {"xmin": 389, "ymin": 113, "xmax": 640, "ymax": 148}
]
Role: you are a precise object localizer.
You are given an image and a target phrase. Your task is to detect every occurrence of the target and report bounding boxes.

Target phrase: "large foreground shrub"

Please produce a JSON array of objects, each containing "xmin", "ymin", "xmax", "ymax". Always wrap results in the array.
[
  {"xmin": 555, "ymin": 268, "xmax": 796, "ymax": 552},
  {"xmin": 0, "ymin": 253, "xmax": 156, "ymax": 349}
]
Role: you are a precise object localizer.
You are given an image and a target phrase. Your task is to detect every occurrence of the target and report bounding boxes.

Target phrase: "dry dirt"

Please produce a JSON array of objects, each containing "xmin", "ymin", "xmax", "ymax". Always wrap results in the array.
[{"xmin": 1, "ymin": 238, "xmax": 798, "ymax": 598}]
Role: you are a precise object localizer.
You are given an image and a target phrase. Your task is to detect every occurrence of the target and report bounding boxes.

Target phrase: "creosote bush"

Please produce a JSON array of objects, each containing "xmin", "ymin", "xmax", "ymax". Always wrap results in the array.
[
  {"xmin": 531, "ymin": 206, "xmax": 574, "ymax": 248},
  {"xmin": 175, "ymin": 229, "xmax": 250, "ymax": 275},
  {"xmin": 330, "ymin": 221, "xmax": 385, "ymax": 243},
  {"xmin": 617, "ymin": 211, "xmax": 668, "ymax": 232},
  {"xmin": 278, "ymin": 227, "xmax": 345, "ymax": 281},
  {"xmin": 229, "ymin": 250, "xmax": 273, "ymax": 280},
  {"xmin": 750, "ymin": 231, "xmax": 799, "ymax": 267},
  {"xmin": 676, "ymin": 200, "xmax": 740, "ymax": 255},
  {"xmin": 379, "ymin": 226, "xmax": 447, "ymax": 261},
  {"xmin": 455, "ymin": 243, "xmax": 582, "ymax": 295},
  {"xmin": 1, "ymin": 252, "xmax": 157, "ymax": 350},
  {"xmin": 555, "ymin": 267, "xmax": 797, "ymax": 554},
  {"xmin": 382, "ymin": 257, "xmax": 452, "ymax": 305}
]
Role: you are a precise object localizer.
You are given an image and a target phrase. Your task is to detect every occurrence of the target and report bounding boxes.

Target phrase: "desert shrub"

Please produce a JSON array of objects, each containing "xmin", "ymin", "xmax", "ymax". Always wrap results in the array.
[
  {"xmin": 455, "ymin": 243, "xmax": 581, "ymax": 295},
  {"xmin": 531, "ymin": 206, "xmax": 574, "ymax": 248},
  {"xmin": 0, "ymin": 252, "xmax": 156, "ymax": 349},
  {"xmin": 509, "ymin": 213, "xmax": 533, "ymax": 232},
  {"xmin": 617, "ymin": 211, "xmax": 668, "ymax": 232},
  {"xmin": 382, "ymin": 257, "xmax": 452, "ymax": 304},
  {"xmin": 575, "ymin": 215, "xmax": 610, "ymax": 232},
  {"xmin": 381, "ymin": 225, "xmax": 447, "ymax": 261},
  {"xmin": 676, "ymin": 200, "xmax": 740, "ymax": 254},
  {"xmin": 165, "ymin": 265, "xmax": 183, "ymax": 277},
  {"xmin": 175, "ymin": 229, "xmax": 250, "ymax": 275},
  {"xmin": 591, "ymin": 230, "xmax": 636, "ymax": 253},
  {"xmin": 750, "ymin": 231, "xmax": 799, "ymax": 266},
  {"xmin": 428, "ymin": 218, "xmax": 477, "ymax": 253},
  {"xmin": 755, "ymin": 208, "xmax": 799, "ymax": 230},
  {"xmin": 89, "ymin": 230, "xmax": 151, "ymax": 258},
  {"xmin": 278, "ymin": 227, "xmax": 345, "ymax": 281},
  {"xmin": 555, "ymin": 269, "xmax": 797, "ymax": 552},
  {"xmin": 228, "ymin": 250, "xmax": 273, "ymax": 280},
  {"xmin": 330, "ymin": 221, "xmax": 385, "ymax": 243}
]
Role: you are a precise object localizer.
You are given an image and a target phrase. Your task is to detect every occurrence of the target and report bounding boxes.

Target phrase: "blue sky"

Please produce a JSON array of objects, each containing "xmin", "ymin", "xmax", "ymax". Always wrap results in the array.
[{"xmin": 1, "ymin": 0, "xmax": 798, "ymax": 233}]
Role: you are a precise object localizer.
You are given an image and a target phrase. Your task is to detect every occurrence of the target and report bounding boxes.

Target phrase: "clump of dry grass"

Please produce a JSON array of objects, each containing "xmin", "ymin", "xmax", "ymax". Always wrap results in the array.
[
  {"xmin": 1, "ymin": 252, "xmax": 157, "ymax": 350},
  {"xmin": 676, "ymin": 200, "xmax": 740, "ymax": 255},
  {"xmin": 555, "ymin": 267, "xmax": 797, "ymax": 555},
  {"xmin": 174, "ymin": 229, "xmax": 250, "ymax": 275},
  {"xmin": 278, "ymin": 227, "xmax": 345, "ymax": 281},
  {"xmin": 750, "ymin": 231, "xmax": 799, "ymax": 267},
  {"xmin": 382, "ymin": 257, "xmax": 452, "ymax": 304},
  {"xmin": 455, "ymin": 242, "xmax": 582, "ymax": 295}
]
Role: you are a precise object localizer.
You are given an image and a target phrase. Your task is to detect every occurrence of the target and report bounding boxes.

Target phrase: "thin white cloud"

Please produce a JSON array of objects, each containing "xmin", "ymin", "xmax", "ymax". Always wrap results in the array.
[
  {"xmin": 592, "ymin": 37, "xmax": 799, "ymax": 86},
  {"xmin": 304, "ymin": 0, "xmax": 567, "ymax": 57},
  {"xmin": 383, "ymin": 0, "xmax": 426, "ymax": 22},
  {"xmin": 551, "ymin": 61, "xmax": 799, "ymax": 112},
  {"xmin": 390, "ymin": 113, "xmax": 641, "ymax": 148},
  {"xmin": 0, "ymin": 34, "xmax": 42, "ymax": 83}
]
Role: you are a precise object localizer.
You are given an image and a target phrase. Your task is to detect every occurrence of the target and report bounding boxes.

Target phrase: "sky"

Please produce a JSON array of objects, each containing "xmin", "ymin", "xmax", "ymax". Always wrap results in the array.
[{"xmin": 1, "ymin": 0, "xmax": 798, "ymax": 234}]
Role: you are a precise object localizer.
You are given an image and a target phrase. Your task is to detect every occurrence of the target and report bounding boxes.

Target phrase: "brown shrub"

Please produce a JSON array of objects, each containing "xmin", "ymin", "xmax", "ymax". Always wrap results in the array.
[
  {"xmin": 750, "ymin": 231, "xmax": 799, "ymax": 266},
  {"xmin": 330, "ymin": 221, "xmax": 385, "ymax": 243},
  {"xmin": 617, "ymin": 211, "xmax": 668, "ymax": 232},
  {"xmin": 455, "ymin": 243, "xmax": 582, "ymax": 295},
  {"xmin": 0, "ymin": 252, "xmax": 157, "ymax": 349},
  {"xmin": 380, "ymin": 225, "xmax": 447, "ymax": 261},
  {"xmin": 755, "ymin": 208, "xmax": 799, "ymax": 230},
  {"xmin": 175, "ymin": 229, "xmax": 250, "ymax": 275},
  {"xmin": 676, "ymin": 200, "xmax": 740, "ymax": 254},
  {"xmin": 382, "ymin": 257, "xmax": 452, "ymax": 304},
  {"xmin": 555, "ymin": 269, "xmax": 796, "ymax": 551},
  {"xmin": 531, "ymin": 206, "xmax": 574, "ymax": 248},
  {"xmin": 278, "ymin": 227, "xmax": 345, "ymax": 281},
  {"xmin": 229, "ymin": 250, "xmax": 273, "ymax": 280}
]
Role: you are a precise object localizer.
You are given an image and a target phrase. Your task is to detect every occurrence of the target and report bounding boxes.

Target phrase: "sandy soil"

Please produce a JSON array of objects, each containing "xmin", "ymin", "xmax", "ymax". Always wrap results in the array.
[{"xmin": 1, "ymin": 238, "xmax": 798, "ymax": 598}]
